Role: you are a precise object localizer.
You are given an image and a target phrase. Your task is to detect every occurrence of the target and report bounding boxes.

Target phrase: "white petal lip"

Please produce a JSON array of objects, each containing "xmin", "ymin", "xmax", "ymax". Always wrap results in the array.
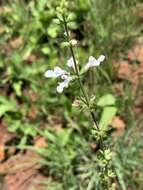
[
  {"xmin": 85, "ymin": 55, "xmax": 105, "ymax": 69},
  {"xmin": 44, "ymin": 70, "xmax": 56, "ymax": 78},
  {"xmin": 89, "ymin": 56, "xmax": 100, "ymax": 66},
  {"xmin": 56, "ymin": 84, "xmax": 64, "ymax": 93},
  {"xmin": 56, "ymin": 76, "xmax": 73, "ymax": 93},
  {"xmin": 97, "ymin": 55, "xmax": 105, "ymax": 62},
  {"xmin": 44, "ymin": 67, "xmax": 68, "ymax": 78},
  {"xmin": 67, "ymin": 57, "xmax": 75, "ymax": 68},
  {"xmin": 54, "ymin": 67, "xmax": 68, "ymax": 77},
  {"xmin": 45, "ymin": 65, "xmax": 72, "ymax": 93}
]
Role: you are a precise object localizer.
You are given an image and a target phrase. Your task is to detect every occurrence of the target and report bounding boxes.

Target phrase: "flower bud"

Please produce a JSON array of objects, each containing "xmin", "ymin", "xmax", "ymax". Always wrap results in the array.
[
  {"xmin": 70, "ymin": 39, "xmax": 78, "ymax": 46},
  {"xmin": 61, "ymin": 42, "xmax": 70, "ymax": 48}
]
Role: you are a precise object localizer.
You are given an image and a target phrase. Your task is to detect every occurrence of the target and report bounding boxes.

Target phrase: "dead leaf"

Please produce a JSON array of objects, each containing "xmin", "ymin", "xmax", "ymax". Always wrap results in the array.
[
  {"xmin": 133, "ymin": 107, "xmax": 142, "ymax": 114},
  {"xmin": 0, "ymin": 7, "xmax": 3, "ymax": 14},
  {"xmin": 0, "ymin": 26, "xmax": 5, "ymax": 33},
  {"xmin": 9, "ymin": 37, "xmax": 23, "ymax": 49},
  {"xmin": 135, "ymin": 3, "xmax": 143, "ymax": 21},
  {"xmin": 127, "ymin": 39, "xmax": 143, "ymax": 63},
  {"xmin": 0, "ymin": 121, "xmax": 14, "ymax": 144},
  {"xmin": 24, "ymin": 54, "xmax": 38, "ymax": 64},
  {"xmin": 90, "ymin": 143, "xmax": 97, "ymax": 151},
  {"xmin": 48, "ymin": 115, "xmax": 63, "ymax": 132},
  {"xmin": 111, "ymin": 116, "xmax": 126, "ymax": 138},
  {"xmin": 23, "ymin": 90, "xmax": 39, "ymax": 102},
  {"xmin": 1, "ymin": 150, "xmax": 47, "ymax": 190},
  {"xmin": 0, "ymin": 144, "xmax": 5, "ymax": 161},
  {"xmin": 134, "ymin": 95, "xmax": 143, "ymax": 114},
  {"xmin": 0, "ymin": 89, "xmax": 7, "ymax": 96},
  {"xmin": 0, "ymin": 121, "xmax": 15, "ymax": 161},
  {"xmin": 129, "ymin": 64, "xmax": 143, "ymax": 88},
  {"xmin": 0, "ymin": 150, "xmax": 41, "ymax": 174},
  {"xmin": 111, "ymin": 116, "xmax": 126, "ymax": 130},
  {"xmin": 34, "ymin": 137, "xmax": 48, "ymax": 148},
  {"xmin": 113, "ymin": 83, "xmax": 124, "ymax": 96},
  {"xmin": 116, "ymin": 61, "xmax": 131, "ymax": 80},
  {"xmin": 7, "ymin": 146, "xmax": 16, "ymax": 157},
  {"xmin": 2, "ymin": 169, "xmax": 47, "ymax": 190},
  {"xmin": 27, "ymin": 106, "xmax": 38, "ymax": 120},
  {"xmin": 135, "ymin": 95, "xmax": 143, "ymax": 107},
  {"xmin": 2, "ymin": 167, "xmax": 37, "ymax": 190}
]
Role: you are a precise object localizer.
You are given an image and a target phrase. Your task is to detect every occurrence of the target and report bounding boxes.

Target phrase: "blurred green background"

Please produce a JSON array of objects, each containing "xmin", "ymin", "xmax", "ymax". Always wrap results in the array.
[{"xmin": 0, "ymin": 0, "xmax": 143, "ymax": 189}]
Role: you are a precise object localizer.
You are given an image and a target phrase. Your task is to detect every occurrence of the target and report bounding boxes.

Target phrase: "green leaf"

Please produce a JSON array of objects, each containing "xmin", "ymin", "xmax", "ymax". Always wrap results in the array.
[
  {"xmin": 57, "ymin": 128, "xmax": 72, "ymax": 146},
  {"xmin": 113, "ymin": 157, "xmax": 127, "ymax": 190},
  {"xmin": 67, "ymin": 21, "xmax": 77, "ymax": 29},
  {"xmin": 47, "ymin": 24, "xmax": 60, "ymax": 38},
  {"xmin": 12, "ymin": 81, "xmax": 22, "ymax": 96},
  {"xmin": 97, "ymin": 94, "xmax": 116, "ymax": 107},
  {"xmin": 77, "ymin": 0, "xmax": 89, "ymax": 10},
  {"xmin": 99, "ymin": 106, "xmax": 117, "ymax": 130},
  {"xmin": 44, "ymin": 130, "xmax": 56, "ymax": 143},
  {"xmin": 41, "ymin": 47, "xmax": 51, "ymax": 55},
  {"xmin": 60, "ymin": 42, "xmax": 70, "ymax": 48},
  {"xmin": 0, "ymin": 96, "xmax": 17, "ymax": 117},
  {"xmin": 7, "ymin": 120, "xmax": 21, "ymax": 133}
]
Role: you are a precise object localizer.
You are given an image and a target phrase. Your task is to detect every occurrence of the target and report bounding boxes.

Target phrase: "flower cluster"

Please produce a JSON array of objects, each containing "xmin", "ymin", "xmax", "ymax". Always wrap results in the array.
[
  {"xmin": 45, "ymin": 55, "xmax": 105, "ymax": 93},
  {"xmin": 44, "ymin": 58, "xmax": 74, "ymax": 93}
]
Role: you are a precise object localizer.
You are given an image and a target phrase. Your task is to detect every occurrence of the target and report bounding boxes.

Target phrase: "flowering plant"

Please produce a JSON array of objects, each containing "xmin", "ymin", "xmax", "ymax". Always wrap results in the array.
[
  {"xmin": 44, "ymin": 1, "xmax": 115, "ymax": 189},
  {"xmin": 45, "ymin": 55, "xmax": 105, "ymax": 93}
]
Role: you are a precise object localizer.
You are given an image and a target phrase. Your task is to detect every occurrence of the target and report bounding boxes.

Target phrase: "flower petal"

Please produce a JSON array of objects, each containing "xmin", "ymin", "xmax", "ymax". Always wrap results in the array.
[
  {"xmin": 97, "ymin": 55, "xmax": 105, "ymax": 62},
  {"xmin": 45, "ymin": 67, "xmax": 68, "ymax": 79},
  {"xmin": 56, "ymin": 75, "xmax": 73, "ymax": 93},
  {"xmin": 89, "ymin": 56, "xmax": 99, "ymax": 66},
  {"xmin": 54, "ymin": 67, "xmax": 68, "ymax": 77},
  {"xmin": 44, "ymin": 70, "xmax": 56, "ymax": 78},
  {"xmin": 67, "ymin": 57, "xmax": 75, "ymax": 69},
  {"xmin": 57, "ymin": 83, "xmax": 64, "ymax": 93},
  {"xmin": 85, "ymin": 55, "xmax": 105, "ymax": 69},
  {"xmin": 85, "ymin": 56, "xmax": 98, "ymax": 69}
]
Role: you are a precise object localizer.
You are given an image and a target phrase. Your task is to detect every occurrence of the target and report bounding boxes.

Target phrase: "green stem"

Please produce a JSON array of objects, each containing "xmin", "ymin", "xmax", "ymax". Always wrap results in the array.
[
  {"xmin": 62, "ymin": 14, "xmax": 104, "ymax": 143},
  {"xmin": 62, "ymin": 15, "xmax": 89, "ymax": 104},
  {"xmin": 62, "ymin": 13, "xmax": 111, "ymax": 189}
]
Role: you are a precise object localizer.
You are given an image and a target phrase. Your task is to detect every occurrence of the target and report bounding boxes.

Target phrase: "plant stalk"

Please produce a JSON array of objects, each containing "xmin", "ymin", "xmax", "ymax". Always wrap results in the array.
[
  {"xmin": 62, "ymin": 14, "xmax": 112, "ymax": 189},
  {"xmin": 62, "ymin": 14, "xmax": 104, "ymax": 148}
]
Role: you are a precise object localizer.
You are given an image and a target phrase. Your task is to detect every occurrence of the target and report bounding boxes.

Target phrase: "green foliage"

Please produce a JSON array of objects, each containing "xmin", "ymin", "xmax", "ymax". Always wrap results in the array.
[
  {"xmin": 0, "ymin": 96, "xmax": 17, "ymax": 117},
  {"xmin": 0, "ymin": 0, "xmax": 143, "ymax": 189},
  {"xmin": 97, "ymin": 94, "xmax": 117, "ymax": 130}
]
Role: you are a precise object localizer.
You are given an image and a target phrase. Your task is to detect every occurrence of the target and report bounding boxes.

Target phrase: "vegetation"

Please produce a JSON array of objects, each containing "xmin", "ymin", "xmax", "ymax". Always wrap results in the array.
[{"xmin": 0, "ymin": 0, "xmax": 143, "ymax": 189}]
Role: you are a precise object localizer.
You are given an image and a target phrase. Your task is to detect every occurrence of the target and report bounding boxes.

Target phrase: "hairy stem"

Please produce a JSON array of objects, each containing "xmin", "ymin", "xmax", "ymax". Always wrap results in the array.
[
  {"xmin": 62, "ymin": 14, "xmax": 105, "ymax": 148},
  {"xmin": 62, "ymin": 14, "xmax": 113, "ymax": 189}
]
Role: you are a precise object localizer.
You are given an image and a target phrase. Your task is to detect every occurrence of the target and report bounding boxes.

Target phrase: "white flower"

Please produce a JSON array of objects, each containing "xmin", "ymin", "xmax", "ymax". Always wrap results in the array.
[
  {"xmin": 67, "ymin": 57, "xmax": 78, "ymax": 70},
  {"xmin": 44, "ymin": 67, "xmax": 68, "ymax": 78},
  {"xmin": 85, "ymin": 55, "xmax": 105, "ymax": 69},
  {"xmin": 56, "ymin": 75, "xmax": 73, "ymax": 93},
  {"xmin": 45, "ymin": 67, "xmax": 72, "ymax": 93},
  {"xmin": 67, "ymin": 57, "xmax": 75, "ymax": 69}
]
